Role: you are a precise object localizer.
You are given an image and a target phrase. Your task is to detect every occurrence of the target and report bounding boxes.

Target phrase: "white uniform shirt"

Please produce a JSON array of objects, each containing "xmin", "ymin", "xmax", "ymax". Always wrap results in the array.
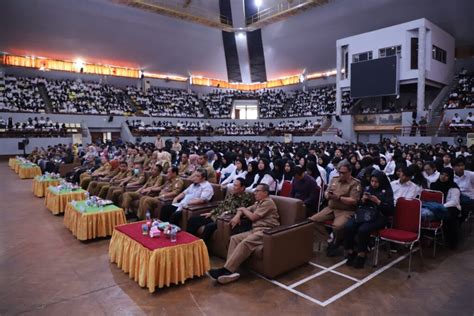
[
  {"xmin": 454, "ymin": 170, "xmax": 474, "ymax": 200},
  {"xmin": 391, "ymin": 180, "xmax": 421, "ymax": 203},
  {"xmin": 175, "ymin": 181, "xmax": 214, "ymax": 211}
]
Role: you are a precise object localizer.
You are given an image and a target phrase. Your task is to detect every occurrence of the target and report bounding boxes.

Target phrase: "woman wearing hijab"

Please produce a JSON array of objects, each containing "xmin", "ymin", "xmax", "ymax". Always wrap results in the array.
[
  {"xmin": 243, "ymin": 160, "xmax": 259, "ymax": 188},
  {"xmin": 248, "ymin": 158, "xmax": 277, "ymax": 194},
  {"xmin": 219, "ymin": 152, "xmax": 236, "ymax": 183},
  {"xmin": 306, "ymin": 161, "xmax": 323, "ymax": 187},
  {"xmin": 221, "ymin": 157, "xmax": 247, "ymax": 190},
  {"xmin": 283, "ymin": 161, "xmax": 296, "ymax": 181},
  {"xmin": 344, "ymin": 170, "xmax": 394, "ymax": 269},
  {"xmin": 430, "ymin": 168, "xmax": 462, "ymax": 248}
]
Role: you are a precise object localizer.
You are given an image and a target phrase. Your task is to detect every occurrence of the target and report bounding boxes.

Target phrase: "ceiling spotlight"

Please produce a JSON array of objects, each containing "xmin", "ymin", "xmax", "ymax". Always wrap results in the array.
[
  {"xmin": 237, "ymin": 32, "xmax": 246, "ymax": 39},
  {"xmin": 255, "ymin": 0, "xmax": 262, "ymax": 8}
]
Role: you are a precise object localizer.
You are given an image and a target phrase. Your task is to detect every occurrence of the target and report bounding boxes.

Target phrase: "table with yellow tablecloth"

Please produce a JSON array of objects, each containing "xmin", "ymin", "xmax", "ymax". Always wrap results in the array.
[
  {"xmin": 32, "ymin": 176, "xmax": 61, "ymax": 197},
  {"xmin": 64, "ymin": 201, "xmax": 126, "ymax": 241},
  {"xmin": 45, "ymin": 187, "xmax": 87, "ymax": 215},
  {"xmin": 9, "ymin": 158, "xmax": 20, "ymax": 170},
  {"xmin": 18, "ymin": 164, "xmax": 42, "ymax": 179},
  {"xmin": 109, "ymin": 222, "xmax": 210, "ymax": 293}
]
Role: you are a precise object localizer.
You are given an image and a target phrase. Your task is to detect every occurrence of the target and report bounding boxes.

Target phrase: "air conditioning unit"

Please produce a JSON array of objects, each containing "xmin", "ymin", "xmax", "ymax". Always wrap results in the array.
[{"xmin": 467, "ymin": 133, "xmax": 474, "ymax": 147}]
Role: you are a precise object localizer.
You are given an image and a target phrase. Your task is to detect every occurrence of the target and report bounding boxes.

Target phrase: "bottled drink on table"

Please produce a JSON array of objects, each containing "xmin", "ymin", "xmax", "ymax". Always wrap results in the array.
[
  {"xmin": 146, "ymin": 210, "xmax": 151, "ymax": 227},
  {"xmin": 170, "ymin": 227, "xmax": 177, "ymax": 243}
]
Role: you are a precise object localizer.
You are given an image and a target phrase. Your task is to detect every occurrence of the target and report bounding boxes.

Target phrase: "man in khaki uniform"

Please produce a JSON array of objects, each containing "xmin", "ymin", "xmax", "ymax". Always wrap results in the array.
[
  {"xmin": 178, "ymin": 152, "xmax": 190, "ymax": 176},
  {"xmin": 137, "ymin": 166, "xmax": 184, "ymax": 219},
  {"xmin": 94, "ymin": 161, "xmax": 130, "ymax": 198},
  {"xmin": 121, "ymin": 164, "xmax": 164, "ymax": 216},
  {"xmin": 192, "ymin": 153, "xmax": 217, "ymax": 183},
  {"xmin": 106, "ymin": 162, "xmax": 146, "ymax": 205},
  {"xmin": 309, "ymin": 159, "xmax": 361, "ymax": 256},
  {"xmin": 207, "ymin": 183, "xmax": 280, "ymax": 284},
  {"xmin": 80, "ymin": 156, "xmax": 112, "ymax": 190}
]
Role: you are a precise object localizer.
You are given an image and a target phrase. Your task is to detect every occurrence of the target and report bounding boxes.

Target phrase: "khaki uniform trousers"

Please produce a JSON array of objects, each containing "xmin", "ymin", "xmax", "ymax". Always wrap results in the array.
[
  {"xmin": 122, "ymin": 191, "xmax": 142, "ymax": 210},
  {"xmin": 106, "ymin": 186, "xmax": 125, "ymax": 205},
  {"xmin": 224, "ymin": 228, "xmax": 266, "ymax": 273},
  {"xmin": 137, "ymin": 196, "xmax": 161, "ymax": 219},
  {"xmin": 310, "ymin": 207, "xmax": 354, "ymax": 244},
  {"xmin": 98, "ymin": 184, "xmax": 112, "ymax": 199}
]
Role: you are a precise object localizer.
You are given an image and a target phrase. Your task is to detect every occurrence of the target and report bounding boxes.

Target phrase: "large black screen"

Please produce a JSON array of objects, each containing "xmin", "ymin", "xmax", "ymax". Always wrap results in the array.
[{"xmin": 350, "ymin": 55, "xmax": 398, "ymax": 98}]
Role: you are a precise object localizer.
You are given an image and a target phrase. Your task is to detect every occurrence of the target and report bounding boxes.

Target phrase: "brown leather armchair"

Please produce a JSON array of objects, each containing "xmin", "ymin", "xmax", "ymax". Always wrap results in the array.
[
  {"xmin": 180, "ymin": 184, "xmax": 226, "ymax": 230},
  {"xmin": 210, "ymin": 195, "xmax": 314, "ymax": 279}
]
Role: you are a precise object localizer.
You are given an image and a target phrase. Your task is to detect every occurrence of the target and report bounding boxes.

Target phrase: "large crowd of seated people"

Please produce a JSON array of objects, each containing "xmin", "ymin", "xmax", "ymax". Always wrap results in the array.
[
  {"xmin": 127, "ymin": 119, "xmax": 322, "ymax": 136},
  {"xmin": 444, "ymin": 70, "xmax": 474, "ymax": 110},
  {"xmin": 285, "ymin": 86, "xmax": 336, "ymax": 117},
  {"xmin": 22, "ymin": 137, "xmax": 473, "ymax": 282},
  {"xmin": 0, "ymin": 116, "xmax": 80, "ymax": 137},
  {"xmin": 0, "ymin": 76, "xmax": 46, "ymax": 113},
  {"xmin": 202, "ymin": 90, "xmax": 235, "ymax": 118},
  {"xmin": 127, "ymin": 86, "xmax": 204, "ymax": 118},
  {"xmin": 45, "ymin": 79, "xmax": 132, "ymax": 115}
]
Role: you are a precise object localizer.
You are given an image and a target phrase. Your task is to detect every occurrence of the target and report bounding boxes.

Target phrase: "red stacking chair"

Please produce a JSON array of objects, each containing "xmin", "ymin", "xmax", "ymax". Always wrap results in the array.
[
  {"xmin": 278, "ymin": 180, "xmax": 292, "ymax": 197},
  {"xmin": 420, "ymin": 189, "xmax": 445, "ymax": 257},
  {"xmin": 374, "ymin": 198, "xmax": 423, "ymax": 277}
]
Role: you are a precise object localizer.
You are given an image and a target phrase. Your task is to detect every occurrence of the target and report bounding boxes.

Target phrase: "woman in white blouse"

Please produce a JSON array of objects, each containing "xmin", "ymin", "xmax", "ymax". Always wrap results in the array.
[
  {"xmin": 221, "ymin": 157, "xmax": 247, "ymax": 191},
  {"xmin": 430, "ymin": 168, "xmax": 461, "ymax": 249},
  {"xmin": 247, "ymin": 158, "xmax": 277, "ymax": 194}
]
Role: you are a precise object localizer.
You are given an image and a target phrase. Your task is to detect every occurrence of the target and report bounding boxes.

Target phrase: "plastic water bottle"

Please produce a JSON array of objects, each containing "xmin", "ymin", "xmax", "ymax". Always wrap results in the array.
[
  {"xmin": 170, "ymin": 227, "xmax": 177, "ymax": 243},
  {"xmin": 146, "ymin": 210, "xmax": 151, "ymax": 227}
]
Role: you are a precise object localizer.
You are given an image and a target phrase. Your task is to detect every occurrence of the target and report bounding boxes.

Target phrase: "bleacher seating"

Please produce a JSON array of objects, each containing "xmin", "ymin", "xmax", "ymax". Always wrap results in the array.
[{"xmin": 0, "ymin": 76, "xmax": 46, "ymax": 113}]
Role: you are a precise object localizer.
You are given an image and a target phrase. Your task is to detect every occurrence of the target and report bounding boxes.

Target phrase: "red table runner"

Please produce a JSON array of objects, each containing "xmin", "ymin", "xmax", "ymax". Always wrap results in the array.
[{"xmin": 115, "ymin": 222, "xmax": 200, "ymax": 251}]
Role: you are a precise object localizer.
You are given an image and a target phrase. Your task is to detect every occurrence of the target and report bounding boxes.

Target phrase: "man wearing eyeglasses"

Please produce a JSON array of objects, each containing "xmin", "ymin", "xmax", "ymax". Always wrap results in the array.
[
  {"xmin": 206, "ymin": 183, "xmax": 279, "ymax": 284},
  {"xmin": 309, "ymin": 159, "xmax": 361, "ymax": 257}
]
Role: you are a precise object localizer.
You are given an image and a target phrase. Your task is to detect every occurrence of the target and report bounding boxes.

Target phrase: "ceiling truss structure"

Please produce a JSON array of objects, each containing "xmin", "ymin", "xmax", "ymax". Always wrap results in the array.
[{"xmin": 114, "ymin": 0, "xmax": 330, "ymax": 32}]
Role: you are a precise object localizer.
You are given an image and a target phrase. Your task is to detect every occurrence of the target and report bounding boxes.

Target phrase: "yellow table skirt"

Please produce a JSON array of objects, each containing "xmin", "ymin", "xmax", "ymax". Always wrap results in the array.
[
  {"xmin": 109, "ymin": 229, "xmax": 210, "ymax": 293},
  {"xmin": 9, "ymin": 158, "xmax": 19, "ymax": 170},
  {"xmin": 45, "ymin": 190, "xmax": 87, "ymax": 215},
  {"xmin": 19, "ymin": 166, "xmax": 42, "ymax": 179},
  {"xmin": 32, "ymin": 179, "xmax": 60, "ymax": 197},
  {"xmin": 64, "ymin": 203, "xmax": 126, "ymax": 241},
  {"xmin": 14, "ymin": 163, "xmax": 21, "ymax": 174}
]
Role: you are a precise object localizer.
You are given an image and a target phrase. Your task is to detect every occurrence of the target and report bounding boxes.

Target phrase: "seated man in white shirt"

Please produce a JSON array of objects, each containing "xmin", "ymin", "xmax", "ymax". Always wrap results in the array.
[
  {"xmin": 453, "ymin": 157, "xmax": 474, "ymax": 220},
  {"xmin": 160, "ymin": 168, "xmax": 214, "ymax": 226},
  {"xmin": 466, "ymin": 112, "xmax": 474, "ymax": 125},
  {"xmin": 390, "ymin": 166, "xmax": 421, "ymax": 203},
  {"xmin": 451, "ymin": 113, "xmax": 461, "ymax": 124}
]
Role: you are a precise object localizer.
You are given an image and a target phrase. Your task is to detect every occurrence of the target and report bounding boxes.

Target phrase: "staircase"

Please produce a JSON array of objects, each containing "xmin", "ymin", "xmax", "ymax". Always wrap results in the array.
[
  {"xmin": 37, "ymin": 83, "xmax": 54, "ymax": 113},
  {"xmin": 315, "ymin": 116, "xmax": 332, "ymax": 136},
  {"xmin": 428, "ymin": 75, "xmax": 460, "ymax": 136}
]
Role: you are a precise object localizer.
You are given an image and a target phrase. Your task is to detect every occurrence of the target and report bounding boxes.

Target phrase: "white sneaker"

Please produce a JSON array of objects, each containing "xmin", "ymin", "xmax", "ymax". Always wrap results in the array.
[{"xmin": 217, "ymin": 272, "xmax": 240, "ymax": 284}]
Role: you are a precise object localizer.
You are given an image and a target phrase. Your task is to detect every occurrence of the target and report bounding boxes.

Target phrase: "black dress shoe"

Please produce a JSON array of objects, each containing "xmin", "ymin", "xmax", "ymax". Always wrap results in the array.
[
  {"xmin": 353, "ymin": 255, "xmax": 367, "ymax": 269},
  {"xmin": 326, "ymin": 244, "xmax": 342, "ymax": 257},
  {"xmin": 345, "ymin": 252, "xmax": 357, "ymax": 266}
]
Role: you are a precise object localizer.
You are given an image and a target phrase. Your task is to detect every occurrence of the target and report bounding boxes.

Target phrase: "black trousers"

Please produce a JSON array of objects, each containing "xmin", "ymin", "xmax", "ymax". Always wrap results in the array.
[
  {"xmin": 344, "ymin": 216, "xmax": 387, "ymax": 253},
  {"xmin": 160, "ymin": 204, "xmax": 180, "ymax": 225},
  {"xmin": 444, "ymin": 207, "xmax": 461, "ymax": 249},
  {"xmin": 187, "ymin": 216, "xmax": 216, "ymax": 243}
]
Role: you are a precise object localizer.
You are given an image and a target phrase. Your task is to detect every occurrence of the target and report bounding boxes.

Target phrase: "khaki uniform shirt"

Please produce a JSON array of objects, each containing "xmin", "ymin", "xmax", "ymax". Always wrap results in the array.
[
  {"xmin": 326, "ymin": 176, "xmax": 361, "ymax": 212},
  {"xmin": 202, "ymin": 162, "xmax": 217, "ymax": 183},
  {"xmin": 92, "ymin": 162, "xmax": 111, "ymax": 176},
  {"xmin": 112, "ymin": 170, "xmax": 132, "ymax": 182},
  {"xmin": 143, "ymin": 174, "xmax": 164, "ymax": 189},
  {"xmin": 178, "ymin": 161, "xmax": 190, "ymax": 176},
  {"xmin": 159, "ymin": 177, "xmax": 184, "ymax": 198},
  {"xmin": 249, "ymin": 197, "xmax": 280, "ymax": 229}
]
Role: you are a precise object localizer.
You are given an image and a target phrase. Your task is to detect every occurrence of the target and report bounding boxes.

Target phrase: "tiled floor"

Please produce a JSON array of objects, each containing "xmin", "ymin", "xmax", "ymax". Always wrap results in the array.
[{"xmin": 1, "ymin": 161, "xmax": 474, "ymax": 315}]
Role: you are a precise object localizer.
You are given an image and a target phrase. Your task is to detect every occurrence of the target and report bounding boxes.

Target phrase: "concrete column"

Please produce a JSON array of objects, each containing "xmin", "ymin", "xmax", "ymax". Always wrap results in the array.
[
  {"xmin": 417, "ymin": 26, "xmax": 426, "ymax": 114},
  {"xmin": 335, "ymin": 45, "xmax": 342, "ymax": 116}
]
